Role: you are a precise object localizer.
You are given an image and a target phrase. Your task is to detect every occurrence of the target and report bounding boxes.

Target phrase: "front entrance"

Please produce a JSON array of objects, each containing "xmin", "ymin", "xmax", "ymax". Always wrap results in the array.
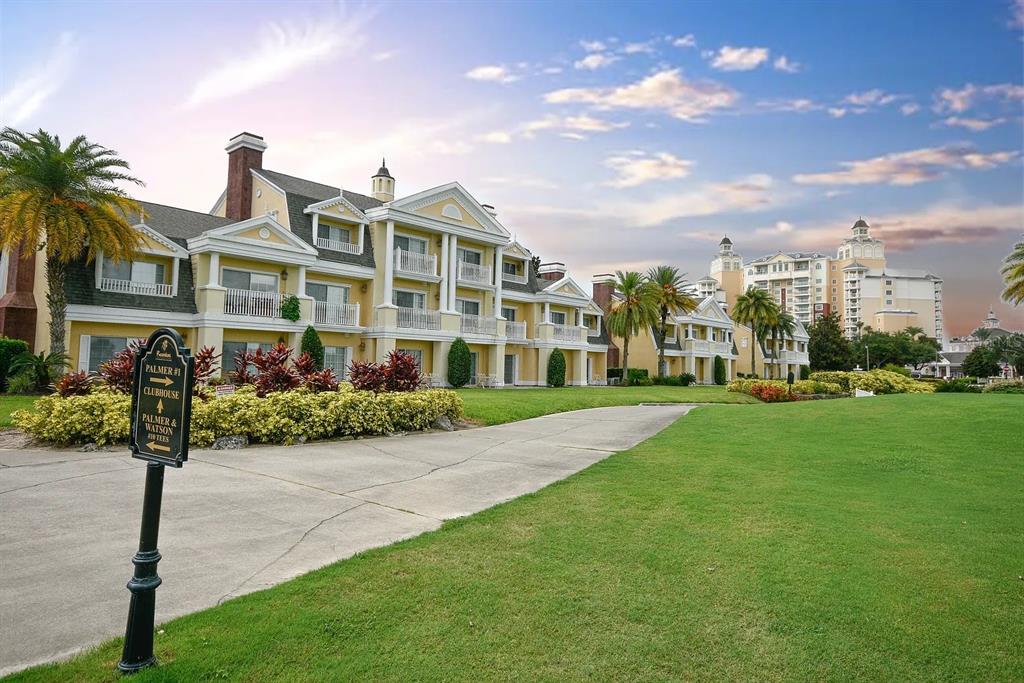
[{"xmin": 504, "ymin": 354, "xmax": 516, "ymax": 385}]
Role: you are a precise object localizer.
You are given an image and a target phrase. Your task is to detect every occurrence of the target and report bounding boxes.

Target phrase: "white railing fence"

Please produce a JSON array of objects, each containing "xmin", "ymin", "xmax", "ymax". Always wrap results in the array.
[
  {"xmin": 396, "ymin": 306, "xmax": 441, "ymax": 330},
  {"xmin": 458, "ymin": 260, "xmax": 492, "ymax": 284},
  {"xmin": 224, "ymin": 288, "xmax": 283, "ymax": 318},
  {"xmin": 505, "ymin": 321, "xmax": 527, "ymax": 341},
  {"xmin": 314, "ymin": 301, "xmax": 360, "ymax": 326},
  {"xmin": 317, "ymin": 237, "xmax": 361, "ymax": 254},
  {"xmin": 502, "ymin": 272, "xmax": 528, "ymax": 284},
  {"xmin": 100, "ymin": 278, "xmax": 173, "ymax": 297},
  {"xmin": 552, "ymin": 324, "xmax": 585, "ymax": 342},
  {"xmin": 460, "ymin": 314, "xmax": 497, "ymax": 335},
  {"xmin": 394, "ymin": 249, "xmax": 437, "ymax": 276}
]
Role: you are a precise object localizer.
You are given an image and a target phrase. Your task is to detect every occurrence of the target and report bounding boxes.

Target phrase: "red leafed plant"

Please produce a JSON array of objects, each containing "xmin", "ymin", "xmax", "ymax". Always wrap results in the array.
[
  {"xmin": 230, "ymin": 349, "xmax": 257, "ymax": 385},
  {"xmin": 748, "ymin": 383, "xmax": 794, "ymax": 403},
  {"xmin": 55, "ymin": 370, "xmax": 93, "ymax": 397},
  {"xmin": 385, "ymin": 350, "xmax": 422, "ymax": 392},
  {"xmin": 252, "ymin": 342, "xmax": 301, "ymax": 397},
  {"xmin": 348, "ymin": 359, "xmax": 387, "ymax": 392},
  {"xmin": 304, "ymin": 368, "xmax": 339, "ymax": 393},
  {"xmin": 99, "ymin": 339, "xmax": 144, "ymax": 394},
  {"xmin": 293, "ymin": 351, "xmax": 317, "ymax": 377},
  {"xmin": 193, "ymin": 346, "xmax": 220, "ymax": 387}
]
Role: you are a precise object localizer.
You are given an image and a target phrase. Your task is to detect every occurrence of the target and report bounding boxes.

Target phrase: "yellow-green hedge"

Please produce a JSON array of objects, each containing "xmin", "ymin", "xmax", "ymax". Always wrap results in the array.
[
  {"xmin": 14, "ymin": 385, "xmax": 464, "ymax": 447},
  {"xmin": 727, "ymin": 378, "xmax": 844, "ymax": 395},
  {"xmin": 809, "ymin": 370, "xmax": 934, "ymax": 394}
]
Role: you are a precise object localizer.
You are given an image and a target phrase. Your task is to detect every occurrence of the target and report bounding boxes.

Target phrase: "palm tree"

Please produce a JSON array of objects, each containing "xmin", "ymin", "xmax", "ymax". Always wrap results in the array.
[
  {"xmin": 768, "ymin": 312, "xmax": 796, "ymax": 379},
  {"xmin": 1001, "ymin": 240, "xmax": 1024, "ymax": 305},
  {"xmin": 904, "ymin": 325, "xmax": 925, "ymax": 339},
  {"xmin": 732, "ymin": 286, "xmax": 778, "ymax": 378},
  {"xmin": 646, "ymin": 265, "xmax": 698, "ymax": 377},
  {"xmin": 606, "ymin": 270, "xmax": 658, "ymax": 385},
  {"xmin": 0, "ymin": 128, "xmax": 143, "ymax": 359}
]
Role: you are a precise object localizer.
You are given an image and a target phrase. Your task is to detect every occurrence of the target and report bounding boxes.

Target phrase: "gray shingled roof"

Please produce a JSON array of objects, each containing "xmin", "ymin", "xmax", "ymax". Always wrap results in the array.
[
  {"xmin": 258, "ymin": 168, "xmax": 383, "ymax": 212},
  {"xmin": 136, "ymin": 201, "xmax": 234, "ymax": 240},
  {"xmin": 501, "ymin": 266, "xmax": 544, "ymax": 294}
]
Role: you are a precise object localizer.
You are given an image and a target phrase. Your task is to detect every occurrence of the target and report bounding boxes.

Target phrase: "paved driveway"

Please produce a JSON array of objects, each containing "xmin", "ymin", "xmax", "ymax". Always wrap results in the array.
[{"xmin": 0, "ymin": 404, "xmax": 691, "ymax": 675}]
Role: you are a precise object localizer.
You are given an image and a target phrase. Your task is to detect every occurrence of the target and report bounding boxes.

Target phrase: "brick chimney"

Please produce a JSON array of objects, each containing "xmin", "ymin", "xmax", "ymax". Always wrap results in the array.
[
  {"xmin": 0, "ymin": 241, "xmax": 38, "ymax": 348},
  {"xmin": 538, "ymin": 262, "xmax": 566, "ymax": 282},
  {"xmin": 590, "ymin": 273, "xmax": 615, "ymax": 314},
  {"xmin": 225, "ymin": 132, "xmax": 267, "ymax": 221}
]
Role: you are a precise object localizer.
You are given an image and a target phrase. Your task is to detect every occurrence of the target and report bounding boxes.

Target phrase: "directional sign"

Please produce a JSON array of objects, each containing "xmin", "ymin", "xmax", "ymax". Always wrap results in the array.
[{"xmin": 129, "ymin": 328, "xmax": 194, "ymax": 467}]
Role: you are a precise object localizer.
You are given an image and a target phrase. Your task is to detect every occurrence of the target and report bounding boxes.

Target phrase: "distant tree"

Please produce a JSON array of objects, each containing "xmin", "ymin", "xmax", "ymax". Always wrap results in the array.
[
  {"xmin": 808, "ymin": 313, "xmax": 852, "ymax": 371},
  {"xmin": 973, "ymin": 327, "xmax": 994, "ymax": 342},
  {"xmin": 605, "ymin": 271, "xmax": 658, "ymax": 385},
  {"xmin": 547, "ymin": 348, "xmax": 566, "ymax": 387},
  {"xmin": 447, "ymin": 338, "xmax": 471, "ymax": 388},
  {"xmin": 647, "ymin": 265, "xmax": 697, "ymax": 377},
  {"xmin": 529, "ymin": 255, "xmax": 541, "ymax": 279},
  {"xmin": 767, "ymin": 311, "xmax": 796, "ymax": 379},
  {"xmin": 1001, "ymin": 239, "xmax": 1024, "ymax": 305},
  {"xmin": 300, "ymin": 325, "xmax": 324, "ymax": 370},
  {"xmin": 962, "ymin": 345, "xmax": 1000, "ymax": 378},
  {"xmin": 732, "ymin": 287, "xmax": 778, "ymax": 378},
  {"xmin": 990, "ymin": 333, "xmax": 1024, "ymax": 376}
]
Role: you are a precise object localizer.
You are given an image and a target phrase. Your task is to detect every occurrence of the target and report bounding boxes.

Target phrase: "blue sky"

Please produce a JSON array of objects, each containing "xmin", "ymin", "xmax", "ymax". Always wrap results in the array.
[{"xmin": 1, "ymin": 0, "xmax": 1022, "ymax": 333}]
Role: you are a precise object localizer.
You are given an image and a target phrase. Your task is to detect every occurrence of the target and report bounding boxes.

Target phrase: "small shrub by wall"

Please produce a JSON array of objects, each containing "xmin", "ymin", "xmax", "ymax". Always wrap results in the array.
[
  {"xmin": 713, "ymin": 356, "xmax": 727, "ymax": 385},
  {"xmin": 447, "ymin": 338, "xmax": 471, "ymax": 388},
  {"xmin": 0, "ymin": 337, "xmax": 30, "ymax": 392},
  {"xmin": 679, "ymin": 372, "xmax": 697, "ymax": 387},
  {"xmin": 547, "ymin": 348, "xmax": 566, "ymax": 387},
  {"xmin": 300, "ymin": 326, "xmax": 325, "ymax": 370},
  {"xmin": 799, "ymin": 365, "xmax": 810, "ymax": 380},
  {"xmin": 626, "ymin": 368, "xmax": 649, "ymax": 385}
]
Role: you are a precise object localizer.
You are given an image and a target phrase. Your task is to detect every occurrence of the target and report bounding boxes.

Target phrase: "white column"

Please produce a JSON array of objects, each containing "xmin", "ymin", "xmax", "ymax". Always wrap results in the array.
[
  {"xmin": 544, "ymin": 301, "xmax": 551, "ymax": 323},
  {"xmin": 494, "ymin": 246, "xmax": 504, "ymax": 317},
  {"xmin": 171, "ymin": 257, "xmax": 180, "ymax": 296},
  {"xmin": 358, "ymin": 222, "xmax": 366, "ymax": 253},
  {"xmin": 297, "ymin": 265, "xmax": 307, "ymax": 295},
  {"xmin": 448, "ymin": 235, "xmax": 458, "ymax": 309},
  {"xmin": 208, "ymin": 252, "xmax": 220, "ymax": 286},
  {"xmin": 687, "ymin": 323, "xmax": 693, "ymax": 339},
  {"xmin": 383, "ymin": 220, "xmax": 395, "ymax": 306},
  {"xmin": 577, "ymin": 307, "xmax": 585, "ymax": 327},
  {"xmin": 312, "ymin": 213, "xmax": 320, "ymax": 244},
  {"xmin": 440, "ymin": 233, "xmax": 450, "ymax": 312}
]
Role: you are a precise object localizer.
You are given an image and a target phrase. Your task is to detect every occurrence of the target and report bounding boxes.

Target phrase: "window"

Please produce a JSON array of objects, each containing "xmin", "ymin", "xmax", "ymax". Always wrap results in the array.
[
  {"xmin": 89, "ymin": 336, "xmax": 127, "ymax": 372},
  {"xmin": 549, "ymin": 311, "xmax": 566, "ymax": 325},
  {"xmin": 886, "ymin": 299, "xmax": 893, "ymax": 305},
  {"xmin": 221, "ymin": 342, "xmax": 273, "ymax": 375},
  {"xmin": 502, "ymin": 261, "xmax": 518, "ymax": 275},
  {"xmin": 398, "ymin": 348, "xmax": 423, "ymax": 370},
  {"xmin": 456, "ymin": 298, "xmax": 480, "ymax": 316},
  {"xmin": 815, "ymin": 263, "xmax": 822, "ymax": 270},
  {"xmin": 501, "ymin": 306, "xmax": 516, "ymax": 321},
  {"xmin": 394, "ymin": 234, "xmax": 427, "ymax": 254},
  {"xmin": 321, "ymin": 223, "xmax": 351, "ymax": 244},
  {"xmin": 306, "ymin": 282, "xmax": 349, "ymax": 305},
  {"xmin": 393, "ymin": 290, "xmax": 425, "ymax": 309},
  {"xmin": 457, "ymin": 247, "xmax": 482, "ymax": 265},
  {"xmin": 885, "ymin": 279, "xmax": 893, "ymax": 285},
  {"xmin": 831, "ymin": 279, "xmax": 837, "ymax": 285},
  {"xmin": 103, "ymin": 258, "xmax": 166, "ymax": 284},
  {"xmin": 222, "ymin": 269, "xmax": 277, "ymax": 292},
  {"xmin": 468, "ymin": 351, "xmax": 478, "ymax": 380},
  {"xmin": 324, "ymin": 346, "xmax": 351, "ymax": 379},
  {"xmin": 885, "ymin": 289, "xmax": 893, "ymax": 296}
]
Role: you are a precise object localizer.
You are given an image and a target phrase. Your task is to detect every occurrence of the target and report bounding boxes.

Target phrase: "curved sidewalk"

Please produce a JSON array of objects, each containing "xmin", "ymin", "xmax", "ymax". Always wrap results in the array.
[{"xmin": 0, "ymin": 404, "xmax": 692, "ymax": 675}]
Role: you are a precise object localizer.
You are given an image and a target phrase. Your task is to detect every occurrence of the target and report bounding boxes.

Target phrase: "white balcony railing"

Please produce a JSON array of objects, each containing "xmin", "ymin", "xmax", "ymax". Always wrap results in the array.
[
  {"xmin": 552, "ymin": 323, "xmax": 586, "ymax": 343},
  {"xmin": 711, "ymin": 340, "xmax": 733, "ymax": 355},
  {"xmin": 396, "ymin": 306, "xmax": 440, "ymax": 330},
  {"xmin": 505, "ymin": 321, "xmax": 527, "ymax": 342},
  {"xmin": 777, "ymin": 350, "xmax": 810, "ymax": 364},
  {"xmin": 502, "ymin": 271, "xmax": 528, "ymax": 284},
  {"xmin": 100, "ymin": 278, "xmax": 173, "ymax": 297},
  {"xmin": 314, "ymin": 301, "xmax": 360, "ymax": 327},
  {"xmin": 394, "ymin": 249, "xmax": 437, "ymax": 276},
  {"xmin": 460, "ymin": 314, "xmax": 497, "ymax": 335},
  {"xmin": 458, "ymin": 260, "xmax": 492, "ymax": 285},
  {"xmin": 317, "ymin": 237, "xmax": 361, "ymax": 254},
  {"xmin": 664, "ymin": 335, "xmax": 678, "ymax": 345},
  {"xmin": 224, "ymin": 288, "xmax": 284, "ymax": 318}
]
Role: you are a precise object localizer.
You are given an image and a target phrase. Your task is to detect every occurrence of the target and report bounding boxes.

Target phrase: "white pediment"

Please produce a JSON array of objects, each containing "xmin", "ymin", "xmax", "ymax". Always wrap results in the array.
[
  {"xmin": 305, "ymin": 194, "xmax": 367, "ymax": 223},
  {"xmin": 694, "ymin": 296, "xmax": 732, "ymax": 324},
  {"xmin": 543, "ymin": 275, "xmax": 590, "ymax": 299},
  {"xmin": 505, "ymin": 240, "xmax": 532, "ymax": 259},
  {"xmin": 389, "ymin": 182, "xmax": 511, "ymax": 238},
  {"xmin": 188, "ymin": 214, "xmax": 318, "ymax": 262},
  {"xmin": 133, "ymin": 223, "xmax": 190, "ymax": 259}
]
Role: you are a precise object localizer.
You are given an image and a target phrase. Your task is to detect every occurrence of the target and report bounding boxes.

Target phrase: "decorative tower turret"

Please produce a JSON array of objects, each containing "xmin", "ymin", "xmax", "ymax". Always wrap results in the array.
[{"xmin": 371, "ymin": 158, "xmax": 395, "ymax": 202}]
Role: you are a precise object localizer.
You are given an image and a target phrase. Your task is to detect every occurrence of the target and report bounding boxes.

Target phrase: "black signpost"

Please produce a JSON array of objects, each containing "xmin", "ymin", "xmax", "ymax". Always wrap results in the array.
[{"xmin": 118, "ymin": 327, "xmax": 194, "ymax": 674}]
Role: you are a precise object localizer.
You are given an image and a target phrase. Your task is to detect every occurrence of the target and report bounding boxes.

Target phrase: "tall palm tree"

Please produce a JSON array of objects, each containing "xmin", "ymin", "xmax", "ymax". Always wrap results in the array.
[
  {"xmin": 732, "ymin": 286, "xmax": 778, "ymax": 378},
  {"xmin": 1002, "ymin": 239, "xmax": 1024, "ymax": 305},
  {"xmin": 646, "ymin": 265, "xmax": 698, "ymax": 377},
  {"xmin": 904, "ymin": 325, "xmax": 925, "ymax": 339},
  {"xmin": 0, "ymin": 128, "xmax": 143, "ymax": 358},
  {"xmin": 768, "ymin": 311, "xmax": 796, "ymax": 378},
  {"xmin": 606, "ymin": 270, "xmax": 658, "ymax": 385}
]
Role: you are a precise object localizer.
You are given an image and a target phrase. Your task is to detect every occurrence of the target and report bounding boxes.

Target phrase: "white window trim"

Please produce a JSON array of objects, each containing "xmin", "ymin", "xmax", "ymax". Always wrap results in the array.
[
  {"xmin": 394, "ymin": 231, "xmax": 429, "ymax": 253},
  {"xmin": 393, "ymin": 287, "xmax": 428, "ymax": 309},
  {"xmin": 456, "ymin": 296, "xmax": 482, "ymax": 315},
  {"xmin": 221, "ymin": 265, "xmax": 280, "ymax": 290},
  {"xmin": 306, "ymin": 279, "xmax": 351, "ymax": 299},
  {"xmin": 456, "ymin": 245, "xmax": 484, "ymax": 263}
]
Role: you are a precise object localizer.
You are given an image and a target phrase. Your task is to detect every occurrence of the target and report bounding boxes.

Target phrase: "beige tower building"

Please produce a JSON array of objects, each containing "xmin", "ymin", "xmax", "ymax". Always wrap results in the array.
[{"xmin": 707, "ymin": 236, "xmax": 743, "ymax": 314}]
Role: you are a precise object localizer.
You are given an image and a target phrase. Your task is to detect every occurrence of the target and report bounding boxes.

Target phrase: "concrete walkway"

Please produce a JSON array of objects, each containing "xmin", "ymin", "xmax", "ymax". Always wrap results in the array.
[{"xmin": 0, "ymin": 404, "xmax": 691, "ymax": 675}]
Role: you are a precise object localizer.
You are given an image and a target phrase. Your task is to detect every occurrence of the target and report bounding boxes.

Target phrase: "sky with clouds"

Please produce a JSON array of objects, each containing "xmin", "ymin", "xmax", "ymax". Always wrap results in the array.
[{"xmin": 1, "ymin": 0, "xmax": 1022, "ymax": 335}]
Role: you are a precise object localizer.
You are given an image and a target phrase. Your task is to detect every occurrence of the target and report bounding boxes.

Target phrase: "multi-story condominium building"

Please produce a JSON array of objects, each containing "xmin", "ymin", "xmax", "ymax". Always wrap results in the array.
[
  {"xmin": 708, "ymin": 219, "xmax": 944, "ymax": 344},
  {"xmin": 0, "ymin": 132, "xmax": 609, "ymax": 387},
  {"xmin": 592, "ymin": 274, "xmax": 739, "ymax": 382}
]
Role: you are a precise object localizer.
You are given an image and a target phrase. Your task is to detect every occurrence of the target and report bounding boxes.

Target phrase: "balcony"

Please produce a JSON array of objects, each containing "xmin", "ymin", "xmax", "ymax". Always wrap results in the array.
[
  {"xmin": 460, "ymin": 314, "xmax": 497, "ymax": 335},
  {"xmin": 100, "ymin": 278, "xmax": 172, "ymax": 297},
  {"xmin": 457, "ymin": 260, "xmax": 492, "ymax": 286},
  {"xmin": 317, "ymin": 236, "xmax": 361, "ymax": 254},
  {"xmin": 505, "ymin": 321, "xmax": 527, "ymax": 342},
  {"xmin": 502, "ymin": 271, "xmax": 528, "ymax": 285},
  {"xmin": 314, "ymin": 301, "xmax": 360, "ymax": 327},
  {"xmin": 396, "ymin": 306, "xmax": 440, "ymax": 330},
  {"xmin": 664, "ymin": 335, "xmax": 678, "ymax": 345},
  {"xmin": 551, "ymin": 324, "xmax": 586, "ymax": 343},
  {"xmin": 394, "ymin": 249, "xmax": 437, "ymax": 277},
  {"xmin": 777, "ymin": 349, "xmax": 810, "ymax": 364},
  {"xmin": 224, "ymin": 288, "xmax": 284, "ymax": 318}
]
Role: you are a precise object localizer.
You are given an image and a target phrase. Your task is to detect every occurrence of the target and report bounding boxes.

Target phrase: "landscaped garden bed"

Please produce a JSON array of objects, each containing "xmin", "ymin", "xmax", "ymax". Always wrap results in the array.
[{"xmin": 727, "ymin": 369, "xmax": 935, "ymax": 402}]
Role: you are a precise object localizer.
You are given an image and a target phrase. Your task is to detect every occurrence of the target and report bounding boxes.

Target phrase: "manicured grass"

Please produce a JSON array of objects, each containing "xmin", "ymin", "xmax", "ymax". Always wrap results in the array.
[
  {"xmin": 12, "ymin": 394, "xmax": 1022, "ymax": 681},
  {"xmin": 458, "ymin": 384, "xmax": 756, "ymax": 425},
  {"xmin": 0, "ymin": 395, "xmax": 39, "ymax": 428}
]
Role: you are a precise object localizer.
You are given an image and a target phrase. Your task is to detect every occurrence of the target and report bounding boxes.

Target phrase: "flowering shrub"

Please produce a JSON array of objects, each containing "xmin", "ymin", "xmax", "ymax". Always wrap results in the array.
[
  {"xmin": 15, "ymin": 385, "xmax": 463, "ymax": 447},
  {"xmin": 55, "ymin": 370, "xmax": 93, "ymax": 397},
  {"xmin": 98, "ymin": 339, "xmax": 143, "ymax": 393},
  {"xmin": 193, "ymin": 346, "xmax": 220, "ymax": 387},
  {"xmin": 728, "ymin": 378, "xmax": 843, "ymax": 396},
  {"xmin": 809, "ymin": 370, "xmax": 933, "ymax": 394},
  {"xmin": 747, "ymin": 383, "xmax": 795, "ymax": 402}
]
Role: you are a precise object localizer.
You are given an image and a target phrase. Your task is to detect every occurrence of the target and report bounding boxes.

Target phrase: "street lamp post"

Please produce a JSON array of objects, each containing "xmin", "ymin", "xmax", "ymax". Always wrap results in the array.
[{"xmin": 864, "ymin": 345, "xmax": 870, "ymax": 370}]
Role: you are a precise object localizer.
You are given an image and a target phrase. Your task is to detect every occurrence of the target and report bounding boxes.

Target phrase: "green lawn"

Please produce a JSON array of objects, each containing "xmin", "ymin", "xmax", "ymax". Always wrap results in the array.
[
  {"xmin": 0, "ymin": 395, "xmax": 39, "ymax": 428},
  {"xmin": 458, "ymin": 384, "xmax": 756, "ymax": 425},
  {"xmin": 12, "ymin": 394, "xmax": 1022, "ymax": 682}
]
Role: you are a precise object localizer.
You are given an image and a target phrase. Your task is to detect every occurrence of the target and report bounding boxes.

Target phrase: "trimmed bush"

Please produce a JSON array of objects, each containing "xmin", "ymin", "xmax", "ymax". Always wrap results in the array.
[
  {"xmin": 14, "ymin": 385, "xmax": 464, "ymax": 447},
  {"xmin": 300, "ymin": 325, "xmax": 325, "ymax": 370},
  {"xmin": 809, "ymin": 369, "xmax": 933, "ymax": 395},
  {"xmin": 547, "ymin": 348, "xmax": 566, "ymax": 387},
  {"xmin": 0, "ymin": 337, "xmax": 29, "ymax": 391},
  {"xmin": 728, "ymin": 378, "xmax": 844, "ymax": 397},
  {"xmin": 652, "ymin": 375, "xmax": 681, "ymax": 386},
  {"xmin": 606, "ymin": 367, "xmax": 623, "ymax": 381},
  {"xmin": 447, "ymin": 338, "xmax": 471, "ymax": 388},
  {"xmin": 626, "ymin": 368, "xmax": 648, "ymax": 385},
  {"xmin": 983, "ymin": 379, "xmax": 1024, "ymax": 394},
  {"xmin": 747, "ymin": 383, "xmax": 796, "ymax": 403},
  {"xmin": 799, "ymin": 365, "xmax": 810, "ymax": 380},
  {"xmin": 713, "ymin": 356, "xmax": 727, "ymax": 385},
  {"xmin": 881, "ymin": 363, "xmax": 911, "ymax": 377},
  {"xmin": 935, "ymin": 378, "xmax": 981, "ymax": 393}
]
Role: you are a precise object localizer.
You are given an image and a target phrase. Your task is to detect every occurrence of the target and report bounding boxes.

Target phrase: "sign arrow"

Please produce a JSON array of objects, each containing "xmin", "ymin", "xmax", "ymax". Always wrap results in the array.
[
  {"xmin": 146, "ymin": 441, "xmax": 171, "ymax": 453},
  {"xmin": 156, "ymin": 399, "xmax": 164, "ymax": 415},
  {"xmin": 149, "ymin": 376, "xmax": 173, "ymax": 386}
]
